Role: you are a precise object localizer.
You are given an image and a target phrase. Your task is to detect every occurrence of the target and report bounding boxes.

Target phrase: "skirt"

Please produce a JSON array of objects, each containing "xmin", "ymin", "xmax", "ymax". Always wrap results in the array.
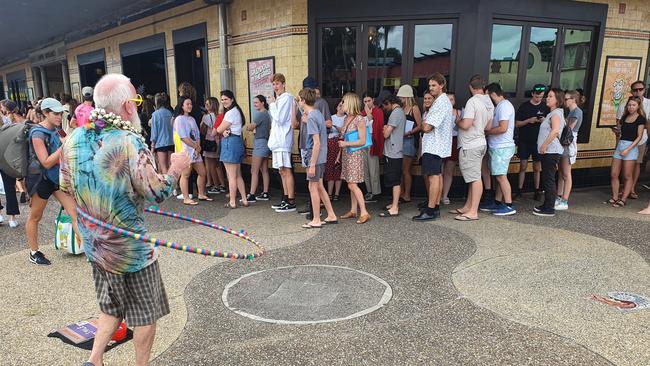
[
  {"xmin": 341, "ymin": 148, "xmax": 364, "ymax": 183},
  {"xmin": 220, "ymin": 135, "xmax": 245, "ymax": 164},
  {"xmin": 325, "ymin": 138, "xmax": 342, "ymax": 181}
]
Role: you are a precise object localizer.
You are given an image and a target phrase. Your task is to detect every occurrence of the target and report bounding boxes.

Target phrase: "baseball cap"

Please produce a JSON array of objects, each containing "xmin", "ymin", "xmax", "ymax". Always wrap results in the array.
[
  {"xmin": 302, "ymin": 76, "xmax": 318, "ymax": 89},
  {"xmin": 40, "ymin": 98, "xmax": 65, "ymax": 113},
  {"xmin": 396, "ymin": 85, "xmax": 414, "ymax": 98},
  {"xmin": 374, "ymin": 90, "xmax": 392, "ymax": 105},
  {"xmin": 532, "ymin": 84, "xmax": 547, "ymax": 93},
  {"xmin": 82, "ymin": 86, "xmax": 94, "ymax": 98}
]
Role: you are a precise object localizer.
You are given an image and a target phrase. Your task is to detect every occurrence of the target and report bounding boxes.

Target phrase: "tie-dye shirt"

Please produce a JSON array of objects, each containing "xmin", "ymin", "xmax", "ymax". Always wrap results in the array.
[{"xmin": 60, "ymin": 127, "xmax": 175, "ymax": 274}]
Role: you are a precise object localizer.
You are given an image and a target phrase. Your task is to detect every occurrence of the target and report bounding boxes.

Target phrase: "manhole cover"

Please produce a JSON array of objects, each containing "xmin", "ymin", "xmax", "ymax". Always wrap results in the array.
[{"xmin": 222, "ymin": 265, "xmax": 392, "ymax": 324}]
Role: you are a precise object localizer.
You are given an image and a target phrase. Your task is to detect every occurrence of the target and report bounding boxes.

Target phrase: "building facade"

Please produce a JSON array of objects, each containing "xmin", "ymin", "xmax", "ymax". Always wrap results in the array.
[{"xmin": 1, "ymin": 0, "xmax": 649, "ymax": 179}]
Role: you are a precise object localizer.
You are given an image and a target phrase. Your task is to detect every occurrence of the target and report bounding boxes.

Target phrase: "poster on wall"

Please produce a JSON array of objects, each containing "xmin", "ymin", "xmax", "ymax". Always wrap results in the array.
[
  {"xmin": 71, "ymin": 82, "xmax": 81, "ymax": 101},
  {"xmin": 247, "ymin": 57, "xmax": 275, "ymax": 122},
  {"xmin": 597, "ymin": 56, "xmax": 642, "ymax": 127}
]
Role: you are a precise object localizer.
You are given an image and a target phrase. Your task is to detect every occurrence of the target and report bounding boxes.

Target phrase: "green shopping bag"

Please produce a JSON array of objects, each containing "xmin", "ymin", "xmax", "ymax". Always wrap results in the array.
[{"xmin": 54, "ymin": 207, "xmax": 84, "ymax": 255}]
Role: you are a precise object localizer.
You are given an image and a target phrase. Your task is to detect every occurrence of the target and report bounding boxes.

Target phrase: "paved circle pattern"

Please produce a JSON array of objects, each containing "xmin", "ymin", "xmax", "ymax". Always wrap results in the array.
[{"xmin": 222, "ymin": 265, "xmax": 393, "ymax": 324}]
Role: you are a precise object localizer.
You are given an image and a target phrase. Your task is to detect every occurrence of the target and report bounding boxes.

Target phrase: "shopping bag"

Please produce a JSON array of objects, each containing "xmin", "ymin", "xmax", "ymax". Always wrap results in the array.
[{"xmin": 54, "ymin": 207, "xmax": 84, "ymax": 255}]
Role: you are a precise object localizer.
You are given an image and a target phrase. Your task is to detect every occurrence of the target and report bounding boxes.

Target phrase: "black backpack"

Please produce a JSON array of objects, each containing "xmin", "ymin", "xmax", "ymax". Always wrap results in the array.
[{"xmin": 559, "ymin": 124, "xmax": 574, "ymax": 147}]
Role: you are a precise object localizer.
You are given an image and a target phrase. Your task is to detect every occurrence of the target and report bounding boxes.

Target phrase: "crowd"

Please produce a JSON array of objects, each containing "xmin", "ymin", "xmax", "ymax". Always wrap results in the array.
[{"xmin": 0, "ymin": 71, "xmax": 649, "ymax": 366}]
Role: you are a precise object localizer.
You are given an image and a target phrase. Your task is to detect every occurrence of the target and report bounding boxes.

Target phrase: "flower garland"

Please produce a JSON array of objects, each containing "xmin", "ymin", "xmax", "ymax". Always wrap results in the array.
[{"xmin": 86, "ymin": 108, "xmax": 146, "ymax": 143}]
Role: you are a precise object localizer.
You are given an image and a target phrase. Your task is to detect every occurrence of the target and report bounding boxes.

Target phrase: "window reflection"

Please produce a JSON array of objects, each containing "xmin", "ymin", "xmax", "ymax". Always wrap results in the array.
[
  {"xmin": 367, "ymin": 25, "xmax": 403, "ymax": 97},
  {"xmin": 524, "ymin": 27, "xmax": 557, "ymax": 91},
  {"xmin": 412, "ymin": 24, "xmax": 453, "ymax": 98},
  {"xmin": 560, "ymin": 29, "xmax": 592, "ymax": 91},
  {"xmin": 489, "ymin": 24, "xmax": 522, "ymax": 96},
  {"xmin": 321, "ymin": 27, "xmax": 357, "ymax": 99}
]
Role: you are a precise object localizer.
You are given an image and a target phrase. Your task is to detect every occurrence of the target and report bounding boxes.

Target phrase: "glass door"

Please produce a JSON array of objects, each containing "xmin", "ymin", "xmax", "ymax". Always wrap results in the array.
[{"xmin": 319, "ymin": 25, "xmax": 360, "ymax": 104}]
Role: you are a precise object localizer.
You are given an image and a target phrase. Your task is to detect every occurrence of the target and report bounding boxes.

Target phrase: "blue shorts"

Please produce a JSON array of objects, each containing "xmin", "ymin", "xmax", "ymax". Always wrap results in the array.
[
  {"xmin": 252, "ymin": 138, "xmax": 271, "ymax": 158},
  {"xmin": 517, "ymin": 142, "xmax": 540, "ymax": 162},
  {"xmin": 489, "ymin": 146, "xmax": 516, "ymax": 176},
  {"xmin": 613, "ymin": 140, "xmax": 639, "ymax": 161},
  {"xmin": 403, "ymin": 136, "xmax": 416, "ymax": 157},
  {"xmin": 220, "ymin": 135, "xmax": 245, "ymax": 164}
]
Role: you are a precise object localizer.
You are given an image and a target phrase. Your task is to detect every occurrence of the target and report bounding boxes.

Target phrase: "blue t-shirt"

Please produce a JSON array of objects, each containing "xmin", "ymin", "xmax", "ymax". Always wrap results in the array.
[{"xmin": 306, "ymin": 109, "xmax": 328, "ymax": 165}]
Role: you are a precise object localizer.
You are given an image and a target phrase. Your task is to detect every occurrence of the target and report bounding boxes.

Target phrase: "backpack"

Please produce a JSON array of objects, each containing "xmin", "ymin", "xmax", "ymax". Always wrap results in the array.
[
  {"xmin": 559, "ymin": 125, "xmax": 574, "ymax": 147},
  {"xmin": 0, "ymin": 122, "xmax": 36, "ymax": 178},
  {"xmin": 27, "ymin": 126, "xmax": 61, "ymax": 184}
]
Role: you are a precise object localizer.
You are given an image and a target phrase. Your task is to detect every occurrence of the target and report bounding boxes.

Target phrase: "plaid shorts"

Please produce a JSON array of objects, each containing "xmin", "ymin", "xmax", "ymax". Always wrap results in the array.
[{"xmin": 92, "ymin": 260, "xmax": 170, "ymax": 327}]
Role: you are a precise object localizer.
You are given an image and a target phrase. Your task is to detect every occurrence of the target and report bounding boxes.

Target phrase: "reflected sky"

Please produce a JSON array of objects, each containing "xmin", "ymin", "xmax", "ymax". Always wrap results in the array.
[
  {"xmin": 414, "ymin": 24, "xmax": 453, "ymax": 56},
  {"xmin": 491, "ymin": 24, "xmax": 522, "ymax": 60}
]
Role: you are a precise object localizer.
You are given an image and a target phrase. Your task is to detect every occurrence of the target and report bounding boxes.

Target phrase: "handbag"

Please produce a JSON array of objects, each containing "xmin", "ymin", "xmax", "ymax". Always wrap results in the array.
[
  {"xmin": 343, "ymin": 117, "xmax": 372, "ymax": 153},
  {"xmin": 54, "ymin": 207, "xmax": 84, "ymax": 255},
  {"xmin": 200, "ymin": 114, "xmax": 218, "ymax": 152}
]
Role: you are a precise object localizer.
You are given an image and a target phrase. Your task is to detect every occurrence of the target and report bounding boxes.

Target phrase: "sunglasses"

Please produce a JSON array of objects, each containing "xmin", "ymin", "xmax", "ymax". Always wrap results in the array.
[
  {"xmin": 533, "ymin": 87, "xmax": 546, "ymax": 92},
  {"xmin": 632, "ymin": 88, "xmax": 645, "ymax": 92},
  {"xmin": 129, "ymin": 94, "xmax": 144, "ymax": 107}
]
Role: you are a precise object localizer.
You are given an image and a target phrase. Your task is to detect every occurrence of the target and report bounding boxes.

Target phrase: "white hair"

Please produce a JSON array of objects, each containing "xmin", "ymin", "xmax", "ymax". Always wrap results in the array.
[{"xmin": 93, "ymin": 73, "xmax": 142, "ymax": 132}]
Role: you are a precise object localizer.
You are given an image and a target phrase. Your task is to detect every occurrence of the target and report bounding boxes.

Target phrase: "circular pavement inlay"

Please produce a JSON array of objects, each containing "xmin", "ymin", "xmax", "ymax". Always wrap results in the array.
[{"xmin": 222, "ymin": 265, "xmax": 392, "ymax": 324}]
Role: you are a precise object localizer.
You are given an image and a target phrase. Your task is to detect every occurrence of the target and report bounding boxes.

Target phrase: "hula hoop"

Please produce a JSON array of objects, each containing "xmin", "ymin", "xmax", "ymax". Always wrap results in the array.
[{"xmin": 76, "ymin": 205, "xmax": 264, "ymax": 260}]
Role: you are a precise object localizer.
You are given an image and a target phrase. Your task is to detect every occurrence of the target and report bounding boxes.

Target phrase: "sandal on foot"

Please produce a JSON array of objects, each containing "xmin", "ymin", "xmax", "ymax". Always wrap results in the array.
[
  {"xmin": 198, "ymin": 196, "xmax": 213, "ymax": 201},
  {"xmin": 340, "ymin": 211, "xmax": 357, "ymax": 219},
  {"xmin": 604, "ymin": 198, "xmax": 617, "ymax": 205},
  {"xmin": 448, "ymin": 208, "xmax": 465, "ymax": 214},
  {"xmin": 454, "ymin": 214, "xmax": 478, "ymax": 221},
  {"xmin": 224, "ymin": 202, "xmax": 237, "ymax": 209},
  {"xmin": 612, "ymin": 199, "xmax": 626, "ymax": 208},
  {"xmin": 183, "ymin": 200, "xmax": 198, "ymax": 206},
  {"xmin": 629, "ymin": 192, "xmax": 639, "ymax": 199},
  {"xmin": 324, "ymin": 219, "xmax": 339, "ymax": 224},
  {"xmin": 356, "ymin": 214, "xmax": 370, "ymax": 224},
  {"xmin": 302, "ymin": 223, "xmax": 323, "ymax": 229},
  {"xmin": 379, "ymin": 211, "xmax": 399, "ymax": 218}
]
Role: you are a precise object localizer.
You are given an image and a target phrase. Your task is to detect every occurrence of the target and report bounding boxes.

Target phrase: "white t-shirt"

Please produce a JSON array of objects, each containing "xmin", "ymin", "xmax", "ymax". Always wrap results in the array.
[
  {"xmin": 488, "ymin": 99, "xmax": 516, "ymax": 149},
  {"xmin": 617, "ymin": 96, "xmax": 649, "ymax": 145},
  {"xmin": 329, "ymin": 114, "xmax": 345, "ymax": 138},
  {"xmin": 224, "ymin": 108, "xmax": 243, "ymax": 136},
  {"xmin": 459, "ymin": 94, "xmax": 494, "ymax": 150}
]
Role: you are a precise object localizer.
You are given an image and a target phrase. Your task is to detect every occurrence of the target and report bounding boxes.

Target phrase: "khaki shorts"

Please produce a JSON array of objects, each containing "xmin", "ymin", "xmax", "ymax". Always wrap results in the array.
[{"xmin": 459, "ymin": 146, "xmax": 487, "ymax": 183}]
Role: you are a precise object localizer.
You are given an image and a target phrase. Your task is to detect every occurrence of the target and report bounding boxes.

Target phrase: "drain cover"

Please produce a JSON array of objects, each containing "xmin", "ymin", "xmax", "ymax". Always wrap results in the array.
[{"xmin": 222, "ymin": 265, "xmax": 392, "ymax": 324}]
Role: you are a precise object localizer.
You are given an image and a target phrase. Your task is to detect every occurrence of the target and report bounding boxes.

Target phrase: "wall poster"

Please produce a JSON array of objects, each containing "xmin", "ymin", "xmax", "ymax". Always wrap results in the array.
[{"xmin": 597, "ymin": 56, "xmax": 642, "ymax": 127}]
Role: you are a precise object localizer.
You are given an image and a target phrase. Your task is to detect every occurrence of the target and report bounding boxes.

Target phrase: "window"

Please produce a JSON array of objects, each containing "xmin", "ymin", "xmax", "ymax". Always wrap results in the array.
[
  {"xmin": 489, "ymin": 24, "xmax": 523, "ymax": 96},
  {"xmin": 412, "ymin": 24, "xmax": 453, "ymax": 97},
  {"xmin": 321, "ymin": 26, "xmax": 358, "ymax": 99},
  {"xmin": 524, "ymin": 27, "xmax": 558, "ymax": 91},
  {"xmin": 560, "ymin": 29, "xmax": 593, "ymax": 91},
  {"xmin": 366, "ymin": 25, "xmax": 403, "ymax": 98}
]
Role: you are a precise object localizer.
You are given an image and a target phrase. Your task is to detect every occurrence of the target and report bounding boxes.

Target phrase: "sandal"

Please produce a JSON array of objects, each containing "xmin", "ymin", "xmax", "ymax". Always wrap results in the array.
[
  {"xmin": 183, "ymin": 200, "xmax": 198, "ymax": 206},
  {"xmin": 455, "ymin": 214, "xmax": 479, "ymax": 221},
  {"xmin": 356, "ymin": 213, "xmax": 370, "ymax": 224},
  {"xmin": 379, "ymin": 211, "xmax": 399, "ymax": 218},
  {"xmin": 302, "ymin": 222, "xmax": 323, "ymax": 229},
  {"xmin": 224, "ymin": 202, "xmax": 237, "ymax": 209},
  {"xmin": 448, "ymin": 208, "xmax": 465, "ymax": 214},
  {"xmin": 198, "ymin": 196, "xmax": 213, "ymax": 202},
  {"xmin": 612, "ymin": 199, "xmax": 626, "ymax": 208},
  {"xmin": 604, "ymin": 198, "xmax": 617, "ymax": 205},
  {"xmin": 629, "ymin": 192, "xmax": 639, "ymax": 199},
  {"xmin": 340, "ymin": 211, "xmax": 357, "ymax": 219}
]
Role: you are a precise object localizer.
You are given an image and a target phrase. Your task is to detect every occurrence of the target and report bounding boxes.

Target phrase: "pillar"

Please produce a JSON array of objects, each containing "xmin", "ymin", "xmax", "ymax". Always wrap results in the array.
[
  {"xmin": 39, "ymin": 66, "xmax": 49, "ymax": 97},
  {"xmin": 32, "ymin": 68, "xmax": 42, "ymax": 98},
  {"xmin": 61, "ymin": 61, "xmax": 71, "ymax": 95}
]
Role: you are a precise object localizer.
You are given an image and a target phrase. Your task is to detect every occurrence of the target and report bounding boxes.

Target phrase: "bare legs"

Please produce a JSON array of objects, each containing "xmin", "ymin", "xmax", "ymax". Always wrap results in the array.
[
  {"xmin": 518, "ymin": 160, "xmax": 541, "ymax": 192},
  {"xmin": 326, "ymin": 179, "xmax": 342, "ymax": 197},
  {"xmin": 557, "ymin": 156, "xmax": 572, "ymax": 200},
  {"xmin": 458, "ymin": 180, "xmax": 482, "ymax": 219},
  {"xmin": 224, "ymin": 163, "xmax": 248, "ymax": 207},
  {"xmin": 308, "ymin": 179, "xmax": 337, "ymax": 226},
  {"xmin": 347, "ymin": 182, "xmax": 369, "ymax": 220},
  {"xmin": 250, "ymin": 156, "xmax": 269, "ymax": 196},
  {"xmin": 87, "ymin": 314, "xmax": 157, "ymax": 366},
  {"xmin": 279, "ymin": 167, "xmax": 295, "ymax": 202},
  {"xmin": 180, "ymin": 162, "xmax": 207, "ymax": 203},
  {"xmin": 156, "ymin": 151, "xmax": 171, "ymax": 174},
  {"xmin": 442, "ymin": 160, "xmax": 455, "ymax": 202},
  {"xmin": 400, "ymin": 157, "xmax": 413, "ymax": 201}
]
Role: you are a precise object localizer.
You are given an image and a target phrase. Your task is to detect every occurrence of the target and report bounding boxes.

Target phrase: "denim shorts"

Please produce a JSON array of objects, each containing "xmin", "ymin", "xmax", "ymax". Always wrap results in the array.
[
  {"xmin": 252, "ymin": 138, "xmax": 271, "ymax": 158},
  {"xmin": 403, "ymin": 136, "xmax": 416, "ymax": 157},
  {"xmin": 220, "ymin": 135, "xmax": 245, "ymax": 164},
  {"xmin": 613, "ymin": 140, "xmax": 639, "ymax": 161}
]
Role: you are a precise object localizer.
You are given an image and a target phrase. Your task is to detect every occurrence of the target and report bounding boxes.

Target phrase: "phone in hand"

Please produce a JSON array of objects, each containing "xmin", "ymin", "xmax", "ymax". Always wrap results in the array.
[{"xmin": 57, "ymin": 129, "xmax": 67, "ymax": 138}]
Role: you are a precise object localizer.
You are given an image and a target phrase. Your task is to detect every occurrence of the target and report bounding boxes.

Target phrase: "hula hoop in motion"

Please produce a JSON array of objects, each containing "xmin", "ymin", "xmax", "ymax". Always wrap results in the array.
[{"xmin": 76, "ymin": 205, "xmax": 264, "ymax": 260}]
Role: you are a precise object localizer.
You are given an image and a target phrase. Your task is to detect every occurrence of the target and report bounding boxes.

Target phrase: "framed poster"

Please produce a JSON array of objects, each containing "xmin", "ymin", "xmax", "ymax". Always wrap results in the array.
[
  {"xmin": 27, "ymin": 87, "xmax": 34, "ymax": 102},
  {"xmin": 597, "ymin": 56, "xmax": 642, "ymax": 128},
  {"xmin": 71, "ymin": 82, "xmax": 81, "ymax": 101},
  {"xmin": 246, "ymin": 56, "xmax": 275, "ymax": 122}
]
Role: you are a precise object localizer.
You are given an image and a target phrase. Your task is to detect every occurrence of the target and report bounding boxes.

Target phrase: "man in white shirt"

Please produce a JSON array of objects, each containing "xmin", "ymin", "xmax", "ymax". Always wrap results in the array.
[
  {"xmin": 454, "ymin": 75, "xmax": 494, "ymax": 221},
  {"xmin": 413, "ymin": 73, "xmax": 453, "ymax": 221},
  {"xmin": 616, "ymin": 80, "xmax": 650, "ymax": 198},
  {"xmin": 268, "ymin": 73, "xmax": 296, "ymax": 212},
  {"xmin": 484, "ymin": 83, "xmax": 516, "ymax": 216}
]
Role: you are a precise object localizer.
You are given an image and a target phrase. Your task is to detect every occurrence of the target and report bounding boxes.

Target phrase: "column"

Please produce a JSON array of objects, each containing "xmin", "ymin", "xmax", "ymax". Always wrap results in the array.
[
  {"xmin": 32, "ymin": 68, "xmax": 42, "ymax": 98},
  {"xmin": 39, "ymin": 66, "xmax": 49, "ymax": 97},
  {"xmin": 61, "ymin": 61, "xmax": 71, "ymax": 95}
]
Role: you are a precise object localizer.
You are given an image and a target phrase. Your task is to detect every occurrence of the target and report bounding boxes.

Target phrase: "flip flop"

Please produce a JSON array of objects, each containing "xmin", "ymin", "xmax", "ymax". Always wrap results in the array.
[
  {"xmin": 324, "ymin": 219, "xmax": 339, "ymax": 224},
  {"xmin": 198, "ymin": 196, "xmax": 213, "ymax": 201},
  {"xmin": 183, "ymin": 200, "xmax": 198, "ymax": 206},
  {"xmin": 379, "ymin": 211, "xmax": 399, "ymax": 218},
  {"xmin": 454, "ymin": 214, "xmax": 478, "ymax": 221},
  {"xmin": 604, "ymin": 198, "xmax": 617, "ymax": 205},
  {"xmin": 302, "ymin": 223, "xmax": 323, "ymax": 229},
  {"xmin": 399, "ymin": 197, "xmax": 411, "ymax": 204},
  {"xmin": 448, "ymin": 208, "xmax": 464, "ymax": 214}
]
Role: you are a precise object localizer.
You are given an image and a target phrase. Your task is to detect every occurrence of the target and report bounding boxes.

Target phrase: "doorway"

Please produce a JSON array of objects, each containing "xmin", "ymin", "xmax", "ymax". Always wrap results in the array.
[
  {"xmin": 79, "ymin": 61, "xmax": 105, "ymax": 89},
  {"xmin": 122, "ymin": 49, "xmax": 167, "ymax": 96},
  {"xmin": 174, "ymin": 39, "xmax": 207, "ymax": 104}
]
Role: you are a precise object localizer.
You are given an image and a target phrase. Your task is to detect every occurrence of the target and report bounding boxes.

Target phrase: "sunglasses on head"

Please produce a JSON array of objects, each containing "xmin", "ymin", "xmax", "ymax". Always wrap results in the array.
[{"xmin": 533, "ymin": 87, "xmax": 546, "ymax": 93}]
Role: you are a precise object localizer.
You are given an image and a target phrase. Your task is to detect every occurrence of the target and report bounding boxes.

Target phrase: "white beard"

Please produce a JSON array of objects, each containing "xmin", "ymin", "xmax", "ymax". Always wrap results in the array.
[{"xmin": 129, "ymin": 112, "xmax": 142, "ymax": 133}]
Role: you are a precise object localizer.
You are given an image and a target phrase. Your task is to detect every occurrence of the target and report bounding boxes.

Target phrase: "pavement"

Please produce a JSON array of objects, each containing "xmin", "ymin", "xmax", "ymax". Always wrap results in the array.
[{"xmin": 0, "ymin": 185, "xmax": 649, "ymax": 365}]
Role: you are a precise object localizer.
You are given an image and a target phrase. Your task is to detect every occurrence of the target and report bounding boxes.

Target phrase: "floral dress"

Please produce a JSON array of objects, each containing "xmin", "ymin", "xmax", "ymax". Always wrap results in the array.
[{"xmin": 340, "ymin": 115, "xmax": 365, "ymax": 183}]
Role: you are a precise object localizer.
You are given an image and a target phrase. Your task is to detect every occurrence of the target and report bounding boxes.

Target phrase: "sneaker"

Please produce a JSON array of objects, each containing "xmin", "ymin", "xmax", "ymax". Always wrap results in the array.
[
  {"xmin": 19, "ymin": 192, "xmax": 27, "ymax": 203},
  {"xmin": 177, "ymin": 194, "xmax": 193, "ymax": 200},
  {"xmin": 208, "ymin": 186, "xmax": 221, "ymax": 195},
  {"xmin": 493, "ymin": 204, "xmax": 516, "ymax": 216},
  {"xmin": 0, "ymin": 215, "xmax": 4, "ymax": 224},
  {"xmin": 442, "ymin": 197, "xmax": 451, "ymax": 205},
  {"xmin": 271, "ymin": 200, "xmax": 286, "ymax": 209},
  {"xmin": 479, "ymin": 201, "xmax": 500, "ymax": 212},
  {"xmin": 364, "ymin": 194, "xmax": 378, "ymax": 203},
  {"xmin": 555, "ymin": 199, "xmax": 568, "ymax": 211},
  {"xmin": 275, "ymin": 202, "xmax": 296, "ymax": 213},
  {"xmin": 256, "ymin": 192, "xmax": 270, "ymax": 201},
  {"xmin": 29, "ymin": 251, "xmax": 51, "ymax": 265},
  {"xmin": 9, "ymin": 220, "xmax": 18, "ymax": 228},
  {"xmin": 218, "ymin": 186, "xmax": 227, "ymax": 193},
  {"xmin": 533, "ymin": 206, "xmax": 555, "ymax": 217},
  {"xmin": 298, "ymin": 207, "xmax": 311, "ymax": 215},
  {"xmin": 246, "ymin": 194, "xmax": 257, "ymax": 203}
]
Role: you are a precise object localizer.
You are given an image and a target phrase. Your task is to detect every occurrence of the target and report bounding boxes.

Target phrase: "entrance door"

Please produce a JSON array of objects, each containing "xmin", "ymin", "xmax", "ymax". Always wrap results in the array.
[
  {"xmin": 120, "ymin": 34, "xmax": 168, "ymax": 96},
  {"xmin": 174, "ymin": 39, "xmax": 207, "ymax": 104}
]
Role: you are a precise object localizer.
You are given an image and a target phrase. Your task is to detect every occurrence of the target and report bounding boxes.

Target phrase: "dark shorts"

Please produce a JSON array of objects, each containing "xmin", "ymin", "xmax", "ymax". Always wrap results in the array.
[
  {"xmin": 421, "ymin": 153, "xmax": 443, "ymax": 176},
  {"xmin": 154, "ymin": 145, "xmax": 175, "ymax": 153},
  {"xmin": 306, "ymin": 163, "xmax": 325, "ymax": 182},
  {"xmin": 444, "ymin": 137, "xmax": 459, "ymax": 162},
  {"xmin": 92, "ymin": 260, "xmax": 170, "ymax": 327},
  {"xmin": 517, "ymin": 142, "xmax": 541, "ymax": 162},
  {"xmin": 383, "ymin": 157, "xmax": 403, "ymax": 188},
  {"xmin": 26, "ymin": 174, "xmax": 58, "ymax": 200}
]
